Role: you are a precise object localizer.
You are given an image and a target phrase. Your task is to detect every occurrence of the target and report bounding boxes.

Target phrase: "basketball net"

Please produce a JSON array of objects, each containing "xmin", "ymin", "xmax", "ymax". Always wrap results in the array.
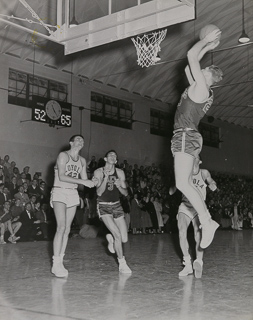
[{"xmin": 131, "ymin": 29, "xmax": 167, "ymax": 68}]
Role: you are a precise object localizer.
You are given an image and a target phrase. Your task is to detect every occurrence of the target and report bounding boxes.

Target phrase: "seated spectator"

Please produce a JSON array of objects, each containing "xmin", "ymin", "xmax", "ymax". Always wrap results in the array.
[
  {"xmin": 0, "ymin": 183, "xmax": 5, "ymax": 208},
  {"xmin": 14, "ymin": 185, "xmax": 30, "ymax": 209},
  {"xmin": 29, "ymin": 195, "xmax": 37, "ymax": 213},
  {"xmin": 34, "ymin": 203, "xmax": 51, "ymax": 240},
  {"xmin": 8, "ymin": 161, "xmax": 17, "ymax": 180},
  {"xmin": 23, "ymin": 181, "xmax": 29, "ymax": 194},
  {"xmin": 28, "ymin": 179, "xmax": 41, "ymax": 199},
  {"xmin": 18, "ymin": 202, "xmax": 41, "ymax": 241},
  {"xmin": 140, "ymin": 177, "xmax": 147, "ymax": 189},
  {"xmin": 11, "ymin": 167, "xmax": 20, "ymax": 181},
  {"xmin": 39, "ymin": 181, "xmax": 49, "ymax": 204},
  {"xmin": 10, "ymin": 199, "xmax": 23, "ymax": 219},
  {"xmin": 3, "ymin": 186, "xmax": 11, "ymax": 202},
  {"xmin": 0, "ymin": 201, "xmax": 20, "ymax": 244},
  {"xmin": 9, "ymin": 176, "xmax": 19, "ymax": 198},
  {"xmin": 3, "ymin": 155, "xmax": 11, "ymax": 170},
  {"xmin": 32, "ymin": 172, "xmax": 41, "ymax": 182},
  {"xmin": 0, "ymin": 166, "xmax": 6, "ymax": 185},
  {"xmin": 17, "ymin": 172, "xmax": 28, "ymax": 187},
  {"xmin": 2, "ymin": 155, "xmax": 11, "ymax": 185},
  {"xmin": 23, "ymin": 166, "xmax": 32, "ymax": 182}
]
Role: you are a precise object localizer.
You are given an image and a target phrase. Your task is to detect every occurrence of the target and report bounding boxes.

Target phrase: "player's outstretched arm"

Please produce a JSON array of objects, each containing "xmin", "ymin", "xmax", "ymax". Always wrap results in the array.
[
  {"xmin": 80, "ymin": 157, "xmax": 95, "ymax": 188},
  {"xmin": 57, "ymin": 152, "xmax": 92, "ymax": 187},
  {"xmin": 187, "ymin": 30, "xmax": 221, "ymax": 102}
]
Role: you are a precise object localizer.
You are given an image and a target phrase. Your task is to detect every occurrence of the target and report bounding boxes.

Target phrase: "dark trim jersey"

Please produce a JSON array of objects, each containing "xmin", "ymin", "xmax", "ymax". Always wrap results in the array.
[
  {"xmin": 98, "ymin": 168, "xmax": 120, "ymax": 202},
  {"xmin": 174, "ymin": 88, "xmax": 214, "ymax": 131}
]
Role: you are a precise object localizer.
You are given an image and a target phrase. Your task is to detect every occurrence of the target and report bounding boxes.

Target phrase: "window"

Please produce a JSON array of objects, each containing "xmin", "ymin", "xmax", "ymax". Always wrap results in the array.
[
  {"xmin": 199, "ymin": 123, "xmax": 220, "ymax": 148},
  {"xmin": 150, "ymin": 108, "xmax": 173, "ymax": 137},
  {"xmin": 8, "ymin": 69, "xmax": 68, "ymax": 108},
  {"xmin": 91, "ymin": 92, "xmax": 132, "ymax": 129}
]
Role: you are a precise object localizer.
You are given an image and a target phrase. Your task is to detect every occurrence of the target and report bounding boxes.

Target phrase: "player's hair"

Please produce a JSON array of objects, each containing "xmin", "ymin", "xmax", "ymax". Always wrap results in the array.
[
  {"xmin": 69, "ymin": 134, "xmax": 84, "ymax": 142},
  {"xmin": 209, "ymin": 65, "xmax": 223, "ymax": 84},
  {"xmin": 104, "ymin": 150, "xmax": 118, "ymax": 158}
]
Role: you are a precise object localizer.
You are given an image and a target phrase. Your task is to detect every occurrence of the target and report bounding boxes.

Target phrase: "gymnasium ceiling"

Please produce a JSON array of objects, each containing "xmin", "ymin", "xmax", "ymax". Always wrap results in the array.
[{"xmin": 0, "ymin": 0, "xmax": 253, "ymax": 130}]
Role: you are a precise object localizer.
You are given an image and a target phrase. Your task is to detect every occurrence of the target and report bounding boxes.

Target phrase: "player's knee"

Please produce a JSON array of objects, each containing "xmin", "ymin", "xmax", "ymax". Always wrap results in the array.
[
  {"xmin": 112, "ymin": 230, "xmax": 122, "ymax": 242},
  {"xmin": 56, "ymin": 225, "xmax": 65, "ymax": 235},
  {"xmin": 64, "ymin": 226, "xmax": 71, "ymax": 236}
]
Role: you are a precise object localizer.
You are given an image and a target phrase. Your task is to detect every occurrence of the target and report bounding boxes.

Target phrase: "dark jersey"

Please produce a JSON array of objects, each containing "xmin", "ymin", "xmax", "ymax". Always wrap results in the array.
[
  {"xmin": 98, "ymin": 169, "xmax": 120, "ymax": 202},
  {"xmin": 174, "ymin": 88, "xmax": 214, "ymax": 131}
]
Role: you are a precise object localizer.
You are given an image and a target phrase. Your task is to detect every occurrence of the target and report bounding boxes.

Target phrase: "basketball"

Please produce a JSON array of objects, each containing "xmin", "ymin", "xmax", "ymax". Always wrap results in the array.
[{"xmin": 199, "ymin": 24, "xmax": 221, "ymax": 41}]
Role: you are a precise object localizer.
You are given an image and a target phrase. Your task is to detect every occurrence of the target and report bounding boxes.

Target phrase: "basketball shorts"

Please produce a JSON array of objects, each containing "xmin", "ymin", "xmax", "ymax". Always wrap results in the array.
[
  {"xmin": 171, "ymin": 129, "xmax": 203, "ymax": 158},
  {"xmin": 50, "ymin": 187, "xmax": 80, "ymax": 208},
  {"xmin": 177, "ymin": 202, "xmax": 198, "ymax": 221},
  {"xmin": 97, "ymin": 201, "xmax": 124, "ymax": 219}
]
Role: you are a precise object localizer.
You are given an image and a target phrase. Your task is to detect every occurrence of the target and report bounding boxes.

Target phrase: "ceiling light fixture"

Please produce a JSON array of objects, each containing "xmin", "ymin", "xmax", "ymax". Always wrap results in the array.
[
  {"xmin": 239, "ymin": 0, "xmax": 250, "ymax": 43},
  {"xmin": 69, "ymin": 0, "xmax": 79, "ymax": 28}
]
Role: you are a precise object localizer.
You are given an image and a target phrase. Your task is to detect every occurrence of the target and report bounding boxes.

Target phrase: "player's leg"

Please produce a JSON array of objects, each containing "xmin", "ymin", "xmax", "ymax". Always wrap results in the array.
[
  {"xmin": 60, "ymin": 205, "xmax": 77, "ymax": 255},
  {"xmin": 114, "ymin": 216, "xmax": 132, "ymax": 274},
  {"xmin": 192, "ymin": 217, "xmax": 204, "ymax": 278},
  {"xmin": 52, "ymin": 201, "xmax": 68, "ymax": 277},
  {"xmin": 175, "ymin": 152, "xmax": 207, "ymax": 216},
  {"xmin": 174, "ymin": 152, "xmax": 219, "ymax": 249},
  {"xmin": 53, "ymin": 202, "xmax": 67, "ymax": 256},
  {"xmin": 101, "ymin": 215, "xmax": 123, "ymax": 258},
  {"xmin": 114, "ymin": 216, "xmax": 128, "ymax": 243},
  {"xmin": 178, "ymin": 212, "xmax": 193, "ymax": 276}
]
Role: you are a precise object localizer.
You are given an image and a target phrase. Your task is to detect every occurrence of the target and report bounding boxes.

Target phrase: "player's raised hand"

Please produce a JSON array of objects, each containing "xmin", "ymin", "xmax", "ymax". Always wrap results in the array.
[
  {"xmin": 205, "ymin": 40, "xmax": 220, "ymax": 51},
  {"xmin": 204, "ymin": 29, "xmax": 221, "ymax": 43}
]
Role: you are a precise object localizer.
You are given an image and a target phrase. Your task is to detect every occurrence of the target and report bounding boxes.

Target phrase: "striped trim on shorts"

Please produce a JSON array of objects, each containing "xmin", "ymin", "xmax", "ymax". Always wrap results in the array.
[
  {"xmin": 97, "ymin": 201, "xmax": 124, "ymax": 219},
  {"xmin": 171, "ymin": 128, "xmax": 203, "ymax": 158}
]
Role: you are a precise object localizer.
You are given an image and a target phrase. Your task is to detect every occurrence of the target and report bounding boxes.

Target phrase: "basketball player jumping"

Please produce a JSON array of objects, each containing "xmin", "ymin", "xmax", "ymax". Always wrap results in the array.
[
  {"xmin": 93, "ymin": 150, "xmax": 132, "ymax": 274},
  {"xmin": 170, "ymin": 156, "xmax": 217, "ymax": 278},
  {"xmin": 171, "ymin": 28, "xmax": 223, "ymax": 249}
]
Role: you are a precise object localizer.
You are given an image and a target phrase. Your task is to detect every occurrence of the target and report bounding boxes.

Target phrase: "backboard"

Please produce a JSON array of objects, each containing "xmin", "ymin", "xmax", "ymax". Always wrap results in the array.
[{"xmin": 52, "ymin": 0, "xmax": 195, "ymax": 55}]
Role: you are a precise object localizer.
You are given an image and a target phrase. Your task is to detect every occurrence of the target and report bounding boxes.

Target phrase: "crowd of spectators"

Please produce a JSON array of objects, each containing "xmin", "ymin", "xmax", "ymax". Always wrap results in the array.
[
  {"xmin": 1, "ymin": 153, "xmax": 253, "ymax": 245},
  {"xmin": 85, "ymin": 156, "xmax": 253, "ymax": 235},
  {"xmin": 0, "ymin": 154, "xmax": 54, "ymax": 244},
  {"xmin": 207, "ymin": 172, "xmax": 253, "ymax": 230}
]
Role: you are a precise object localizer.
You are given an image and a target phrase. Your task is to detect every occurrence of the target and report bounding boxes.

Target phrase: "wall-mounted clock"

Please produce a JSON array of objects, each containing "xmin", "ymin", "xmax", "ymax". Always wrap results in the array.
[
  {"xmin": 31, "ymin": 96, "xmax": 72, "ymax": 127},
  {"xmin": 45, "ymin": 100, "xmax": 62, "ymax": 120}
]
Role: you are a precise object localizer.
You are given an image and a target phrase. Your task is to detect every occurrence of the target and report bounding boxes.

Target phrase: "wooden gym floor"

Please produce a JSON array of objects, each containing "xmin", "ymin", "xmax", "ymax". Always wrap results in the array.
[{"xmin": 0, "ymin": 229, "xmax": 252, "ymax": 320}]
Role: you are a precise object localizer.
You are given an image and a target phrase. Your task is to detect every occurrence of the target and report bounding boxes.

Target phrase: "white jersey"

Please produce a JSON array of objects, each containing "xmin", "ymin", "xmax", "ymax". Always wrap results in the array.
[
  {"xmin": 53, "ymin": 152, "xmax": 83, "ymax": 189},
  {"xmin": 178, "ymin": 169, "xmax": 207, "ymax": 220}
]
